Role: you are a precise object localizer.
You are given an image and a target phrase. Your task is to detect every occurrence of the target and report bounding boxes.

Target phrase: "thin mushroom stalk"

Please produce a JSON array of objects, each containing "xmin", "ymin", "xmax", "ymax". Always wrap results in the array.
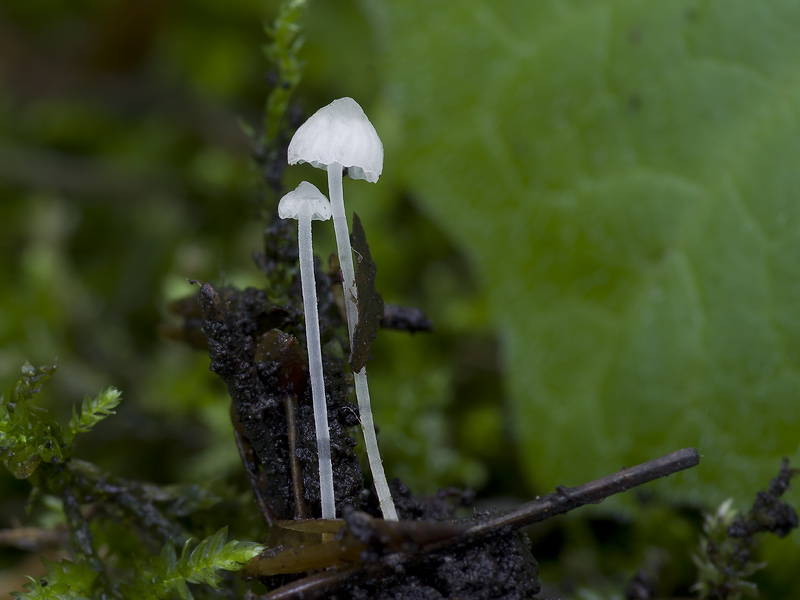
[
  {"xmin": 278, "ymin": 182, "xmax": 336, "ymax": 519},
  {"xmin": 328, "ymin": 163, "xmax": 359, "ymax": 340},
  {"xmin": 288, "ymin": 97, "xmax": 397, "ymax": 520},
  {"xmin": 327, "ymin": 162, "xmax": 398, "ymax": 521}
]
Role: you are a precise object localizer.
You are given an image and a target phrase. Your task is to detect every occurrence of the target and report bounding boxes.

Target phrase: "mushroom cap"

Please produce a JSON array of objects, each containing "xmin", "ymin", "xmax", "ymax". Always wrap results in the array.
[
  {"xmin": 288, "ymin": 97, "xmax": 383, "ymax": 183},
  {"xmin": 278, "ymin": 182, "xmax": 332, "ymax": 221}
]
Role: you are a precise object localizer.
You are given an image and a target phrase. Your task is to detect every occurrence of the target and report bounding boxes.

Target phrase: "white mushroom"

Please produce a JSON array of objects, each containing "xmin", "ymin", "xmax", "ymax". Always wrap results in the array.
[
  {"xmin": 288, "ymin": 98, "xmax": 398, "ymax": 520},
  {"xmin": 278, "ymin": 181, "xmax": 335, "ymax": 519}
]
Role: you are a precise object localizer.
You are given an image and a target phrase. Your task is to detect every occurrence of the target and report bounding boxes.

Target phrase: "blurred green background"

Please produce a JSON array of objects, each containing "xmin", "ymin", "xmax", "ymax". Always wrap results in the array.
[{"xmin": 1, "ymin": 0, "xmax": 799, "ymax": 596}]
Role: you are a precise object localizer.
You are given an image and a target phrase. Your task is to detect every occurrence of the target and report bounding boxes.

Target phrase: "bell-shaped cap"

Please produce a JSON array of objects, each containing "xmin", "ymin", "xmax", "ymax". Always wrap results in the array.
[
  {"xmin": 278, "ymin": 182, "xmax": 332, "ymax": 221},
  {"xmin": 288, "ymin": 97, "xmax": 383, "ymax": 183}
]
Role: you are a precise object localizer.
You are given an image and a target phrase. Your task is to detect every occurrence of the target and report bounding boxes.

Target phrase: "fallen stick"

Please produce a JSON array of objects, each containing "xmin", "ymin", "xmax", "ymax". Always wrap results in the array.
[{"xmin": 465, "ymin": 447, "xmax": 700, "ymax": 538}]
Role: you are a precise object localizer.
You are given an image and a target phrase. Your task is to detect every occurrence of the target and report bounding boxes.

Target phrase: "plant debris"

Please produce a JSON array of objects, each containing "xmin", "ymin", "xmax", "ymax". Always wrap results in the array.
[
  {"xmin": 349, "ymin": 212, "xmax": 384, "ymax": 372},
  {"xmin": 244, "ymin": 448, "xmax": 700, "ymax": 599},
  {"xmin": 728, "ymin": 458, "xmax": 799, "ymax": 539},
  {"xmin": 380, "ymin": 303, "xmax": 433, "ymax": 333},
  {"xmin": 692, "ymin": 458, "xmax": 799, "ymax": 599}
]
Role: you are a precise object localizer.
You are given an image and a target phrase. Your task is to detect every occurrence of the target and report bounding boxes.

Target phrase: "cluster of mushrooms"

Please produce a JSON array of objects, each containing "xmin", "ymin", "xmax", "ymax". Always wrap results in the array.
[{"xmin": 279, "ymin": 97, "xmax": 397, "ymax": 521}]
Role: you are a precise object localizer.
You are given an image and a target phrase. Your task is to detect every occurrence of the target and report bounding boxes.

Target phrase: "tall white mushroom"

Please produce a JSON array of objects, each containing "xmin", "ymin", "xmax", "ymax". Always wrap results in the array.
[
  {"xmin": 278, "ymin": 181, "xmax": 336, "ymax": 519},
  {"xmin": 288, "ymin": 97, "xmax": 398, "ymax": 521}
]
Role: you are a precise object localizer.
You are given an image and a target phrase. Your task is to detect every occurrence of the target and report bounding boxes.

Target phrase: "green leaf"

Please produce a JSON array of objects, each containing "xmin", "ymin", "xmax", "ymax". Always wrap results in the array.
[
  {"xmin": 65, "ymin": 387, "xmax": 122, "ymax": 445},
  {"xmin": 370, "ymin": 0, "xmax": 800, "ymax": 504},
  {"xmin": 12, "ymin": 558, "xmax": 98, "ymax": 600}
]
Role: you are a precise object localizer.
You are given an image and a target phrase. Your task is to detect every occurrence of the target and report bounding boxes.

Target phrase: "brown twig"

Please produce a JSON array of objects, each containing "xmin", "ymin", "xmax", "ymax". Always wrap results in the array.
[
  {"xmin": 231, "ymin": 404, "xmax": 280, "ymax": 527},
  {"xmin": 0, "ymin": 526, "xmax": 67, "ymax": 551},
  {"xmin": 285, "ymin": 394, "xmax": 309, "ymax": 519},
  {"xmin": 61, "ymin": 485, "xmax": 104, "ymax": 575},
  {"xmin": 464, "ymin": 447, "xmax": 700, "ymax": 538}
]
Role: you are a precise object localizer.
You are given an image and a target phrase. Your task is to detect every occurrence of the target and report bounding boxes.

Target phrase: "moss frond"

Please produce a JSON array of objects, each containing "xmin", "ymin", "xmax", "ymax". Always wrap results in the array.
[
  {"xmin": 65, "ymin": 387, "xmax": 122, "ymax": 445},
  {"xmin": 0, "ymin": 362, "xmax": 68, "ymax": 479},
  {"xmin": 124, "ymin": 527, "xmax": 264, "ymax": 600},
  {"xmin": 11, "ymin": 558, "xmax": 98, "ymax": 600},
  {"xmin": 262, "ymin": 0, "xmax": 308, "ymax": 144}
]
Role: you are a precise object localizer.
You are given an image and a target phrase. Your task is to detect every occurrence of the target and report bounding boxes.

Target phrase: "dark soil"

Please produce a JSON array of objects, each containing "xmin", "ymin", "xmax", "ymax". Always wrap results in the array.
[{"xmin": 193, "ymin": 251, "xmax": 542, "ymax": 598}]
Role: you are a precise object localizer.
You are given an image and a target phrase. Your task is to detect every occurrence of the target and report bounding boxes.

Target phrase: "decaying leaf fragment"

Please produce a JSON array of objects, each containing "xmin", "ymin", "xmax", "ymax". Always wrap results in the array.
[{"xmin": 349, "ymin": 212, "xmax": 384, "ymax": 372}]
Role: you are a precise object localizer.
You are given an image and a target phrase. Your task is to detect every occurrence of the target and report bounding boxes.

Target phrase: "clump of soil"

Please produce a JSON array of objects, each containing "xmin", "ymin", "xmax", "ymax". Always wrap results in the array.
[
  {"xmin": 192, "ymin": 257, "xmax": 542, "ymax": 598},
  {"xmin": 340, "ymin": 512, "xmax": 541, "ymax": 600}
]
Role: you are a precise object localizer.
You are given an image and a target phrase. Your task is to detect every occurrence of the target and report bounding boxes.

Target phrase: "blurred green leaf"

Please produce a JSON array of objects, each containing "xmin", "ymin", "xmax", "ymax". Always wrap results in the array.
[
  {"xmin": 369, "ymin": 332, "xmax": 488, "ymax": 493},
  {"xmin": 371, "ymin": 0, "xmax": 800, "ymax": 504}
]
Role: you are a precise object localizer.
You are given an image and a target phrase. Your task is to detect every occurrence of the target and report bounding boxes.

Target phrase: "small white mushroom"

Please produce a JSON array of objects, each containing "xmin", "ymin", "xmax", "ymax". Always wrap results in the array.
[
  {"xmin": 278, "ymin": 181, "xmax": 335, "ymax": 519},
  {"xmin": 288, "ymin": 98, "xmax": 398, "ymax": 521},
  {"xmin": 288, "ymin": 96, "xmax": 383, "ymax": 185},
  {"xmin": 288, "ymin": 98, "xmax": 383, "ymax": 338}
]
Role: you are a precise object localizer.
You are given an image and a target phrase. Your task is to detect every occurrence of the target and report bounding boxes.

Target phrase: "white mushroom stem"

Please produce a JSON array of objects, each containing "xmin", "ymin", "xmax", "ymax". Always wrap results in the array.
[
  {"xmin": 297, "ymin": 212, "xmax": 336, "ymax": 519},
  {"xmin": 353, "ymin": 368, "xmax": 397, "ymax": 520},
  {"xmin": 327, "ymin": 163, "xmax": 359, "ymax": 341},
  {"xmin": 327, "ymin": 162, "xmax": 398, "ymax": 521}
]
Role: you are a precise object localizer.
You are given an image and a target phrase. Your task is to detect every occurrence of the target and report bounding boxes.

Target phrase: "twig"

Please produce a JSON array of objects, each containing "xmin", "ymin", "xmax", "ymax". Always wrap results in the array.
[
  {"xmin": 231, "ymin": 404, "xmax": 281, "ymax": 527},
  {"xmin": 62, "ymin": 485, "xmax": 104, "ymax": 575},
  {"xmin": 0, "ymin": 525, "xmax": 67, "ymax": 551},
  {"xmin": 465, "ymin": 447, "xmax": 700, "ymax": 538},
  {"xmin": 264, "ymin": 567, "xmax": 360, "ymax": 600},
  {"xmin": 68, "ymin": 460, "xmax": 186, "ymax": 543},
  {"xmin": 285, "ymin": 395, "xmax": 309, "ymax": 519}
]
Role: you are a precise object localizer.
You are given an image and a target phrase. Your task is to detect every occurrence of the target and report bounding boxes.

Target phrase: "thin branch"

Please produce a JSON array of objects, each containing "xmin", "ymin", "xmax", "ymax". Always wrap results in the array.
[
  {"xmin": 231, "ymin": 404, "xmax": 281, "ymax": 527},
  {"xmin": 465, "ymin": 447, "xmax": 700, "ymax": 538},
  {"xmin": 0, "ymin": 525, "xmax": 67, "ymax": 551},
  {"xmin": 285, "ymin": 395, "xmax": 309, "ymax": 519},
  {"xmin": 62, "ymin": 485, "xmax": 104, "ymax": 575}
]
